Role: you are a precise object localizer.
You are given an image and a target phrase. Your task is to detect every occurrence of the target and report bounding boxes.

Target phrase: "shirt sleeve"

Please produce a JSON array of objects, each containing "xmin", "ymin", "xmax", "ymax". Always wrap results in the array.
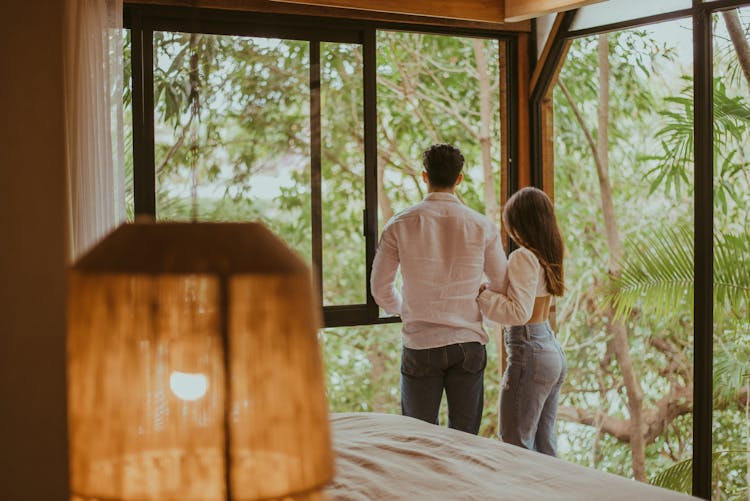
[
  {"xmin": 370, "ymin": 223, "xmax": 403, "ymax": 315},
  {"xmin": 483, "ymin": 225, "xmax": 509, "ymax": 292},
  {"xmin": 478, "ymin": 248, "xmax": 540, "ymax": 325}
]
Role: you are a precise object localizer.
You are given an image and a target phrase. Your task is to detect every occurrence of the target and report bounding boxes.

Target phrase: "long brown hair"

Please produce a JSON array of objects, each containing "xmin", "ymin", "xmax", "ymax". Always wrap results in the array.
[{"xmin": 502, "ymin": 187, "xmax": 565, "ymax": 296}]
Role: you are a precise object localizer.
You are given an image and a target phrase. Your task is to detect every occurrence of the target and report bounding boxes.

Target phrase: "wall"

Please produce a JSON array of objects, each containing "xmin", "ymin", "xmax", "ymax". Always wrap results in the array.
[{"xmin": 0, "ymin": 0, "xmax": 70, "ymax": 499}]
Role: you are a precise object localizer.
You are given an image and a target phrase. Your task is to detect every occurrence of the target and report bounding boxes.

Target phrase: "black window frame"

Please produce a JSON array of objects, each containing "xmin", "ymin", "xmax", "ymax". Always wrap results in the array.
[{"xmin": 124, "ymin": 3, "xmax": 520, "ymax": 329}]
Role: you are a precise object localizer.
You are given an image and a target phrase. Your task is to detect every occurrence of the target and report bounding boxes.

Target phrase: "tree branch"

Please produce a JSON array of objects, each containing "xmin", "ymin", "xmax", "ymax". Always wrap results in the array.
[
  {"xmin": 722, "ymin": 10, "xmax": 750, "ymax": 92},
  {"xmin": 473, "ymin": 39, "xmax": 498, "ymax": 222},
  {"xmin": 557, "ymin": 405, "xmax": 631, "ymax": 442}
]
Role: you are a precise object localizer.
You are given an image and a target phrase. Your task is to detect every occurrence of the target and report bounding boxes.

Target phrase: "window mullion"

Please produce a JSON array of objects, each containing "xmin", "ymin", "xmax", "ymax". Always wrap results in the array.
[
  {"xmin": 132, "ymin": 13, "xmax": 156, "ymax": 217},
  {"xmin": 692, "ymin": 6, "xmax": 714, "ymax": 499},
  {"xmin": 311, "ymin": 40, "xmax": 323, "ymax": 308},
  {"xmin": 363, "ymin": 28, "xmax": 380, "ymax": 323}
]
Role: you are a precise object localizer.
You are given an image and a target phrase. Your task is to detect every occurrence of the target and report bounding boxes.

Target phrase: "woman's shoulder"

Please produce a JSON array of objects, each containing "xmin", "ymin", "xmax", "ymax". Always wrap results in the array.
[{"xmin": 509, "ymin": 247, "xmax": 541, "ymax": 268}]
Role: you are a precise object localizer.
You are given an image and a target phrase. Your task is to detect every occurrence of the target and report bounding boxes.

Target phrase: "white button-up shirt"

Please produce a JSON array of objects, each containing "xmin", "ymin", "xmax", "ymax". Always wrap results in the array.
[{"xmin": 371, "ymin": 192, "xmax": 508, "ymax": 349}]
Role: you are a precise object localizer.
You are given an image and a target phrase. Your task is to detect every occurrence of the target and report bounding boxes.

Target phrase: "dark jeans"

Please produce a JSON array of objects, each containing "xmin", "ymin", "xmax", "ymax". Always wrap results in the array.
[
  {"xmin": 400, "ymin": 342, "xmax": 487, "ymax": 434},
  {"xmin": 499, "ymin": 321, "xmax": 567, "ymax": 456}
]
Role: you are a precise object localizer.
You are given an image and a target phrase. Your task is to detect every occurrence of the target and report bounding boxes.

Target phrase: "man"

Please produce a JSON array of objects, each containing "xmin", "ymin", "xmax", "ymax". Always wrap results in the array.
[{"xmin": 371, "ymin": 143, "xmax": 508, "ymax": 434}]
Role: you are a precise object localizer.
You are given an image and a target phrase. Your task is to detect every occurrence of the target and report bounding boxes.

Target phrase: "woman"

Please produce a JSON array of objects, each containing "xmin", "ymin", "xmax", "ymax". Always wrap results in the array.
[{"xmin": 477, "ymin": 187, "xmax": 566, "ymax": 456}]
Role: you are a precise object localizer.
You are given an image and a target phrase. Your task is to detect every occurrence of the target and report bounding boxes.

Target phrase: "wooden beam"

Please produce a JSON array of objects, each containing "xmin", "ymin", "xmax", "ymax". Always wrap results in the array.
[
  {"xmin": 517, "ymin": 32, "xmax": 531, "ymax": 188},
  {"xmin": 505, "ymin": 0, "xmax": 606, "ymax": 23},
  {"xmin": 269, "ymin": 0, "xmax": 505, "ymax": 23},
  {"xmin": 540, "ymin": 95, "xmax": 555, "ymax": 200},
  {"xmin": 530, "ymin": 12, "xmax": 565, "ymax": 94},
  {"xmin": 130, "ymin": 0, "xmax": 531, "ymax": 31}
]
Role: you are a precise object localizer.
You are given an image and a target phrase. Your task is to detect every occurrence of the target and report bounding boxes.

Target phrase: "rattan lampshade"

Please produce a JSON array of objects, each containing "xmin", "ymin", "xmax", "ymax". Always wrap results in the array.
[{"xmin": 67, "ymin": 222, "xmax": 333, "ymax": 501}]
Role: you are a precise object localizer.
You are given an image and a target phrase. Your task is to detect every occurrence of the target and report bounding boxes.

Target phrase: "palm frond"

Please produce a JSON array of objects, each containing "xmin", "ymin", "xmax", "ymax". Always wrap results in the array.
[
  {"xmin": 650, "ymin": 451, "xmax": 750, "ymax": 494},
  {"xmin": 610, "ymin": 224, "xmax": 750, "ymax": 320},
  {"xmin": 610, "ymin": 225, "xmax": 694, "ymax": 320},
  {"xmin": 645, "ymin": 78, "xmax": 750, "ymax": 198},
  {"xmin": 714, "ymin": 345, "xmax": 750, "ymax": 405},
  {"xmin": 650, "ymin": 457, "xmax": 693, "ymax": 494},
  {"xmin": 714, "ymin": 232, "xmax": 750, "ymax": 315}
]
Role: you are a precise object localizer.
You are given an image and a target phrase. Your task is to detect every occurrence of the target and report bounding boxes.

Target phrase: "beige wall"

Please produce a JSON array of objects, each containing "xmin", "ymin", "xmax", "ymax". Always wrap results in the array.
[{"xmin": 0, "ymin": 0, "xmax": 70, "ymax": 499}]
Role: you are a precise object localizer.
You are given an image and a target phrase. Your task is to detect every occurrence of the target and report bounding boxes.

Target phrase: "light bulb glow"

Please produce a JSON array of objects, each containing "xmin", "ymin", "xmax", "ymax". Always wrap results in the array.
[{"xmin": 169, "ymin": 371, "xmax": 209, "ymax": 401}]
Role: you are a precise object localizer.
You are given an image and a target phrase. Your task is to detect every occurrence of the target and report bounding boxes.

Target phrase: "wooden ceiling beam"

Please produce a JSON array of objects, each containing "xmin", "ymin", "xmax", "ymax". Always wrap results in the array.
[
  {"xmin": 268, "ymin": 0, "xmax": 506, "ymax": 24},
  {"xmin": 132, "ymin": 0, "xmax": 531, "ymax": 31},
  {"xmin": 504, "ymin": 0, "xmax": 606, "ymax": 23}
]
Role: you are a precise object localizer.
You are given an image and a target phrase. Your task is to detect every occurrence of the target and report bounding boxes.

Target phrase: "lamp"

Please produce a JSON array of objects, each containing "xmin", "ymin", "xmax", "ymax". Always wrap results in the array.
[{"xmin": 67, "ymin": 222, "xmax": 333, "ymax": 501}]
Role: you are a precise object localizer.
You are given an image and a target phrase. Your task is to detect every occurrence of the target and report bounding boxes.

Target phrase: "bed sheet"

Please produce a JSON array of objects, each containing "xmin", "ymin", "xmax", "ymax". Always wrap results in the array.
[{"xmin": 325, "ymin": 412, "xmax": 695, "ymax": 501}]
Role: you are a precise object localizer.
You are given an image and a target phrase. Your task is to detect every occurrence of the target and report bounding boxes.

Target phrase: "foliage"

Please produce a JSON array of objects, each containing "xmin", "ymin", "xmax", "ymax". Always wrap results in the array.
[
  {"xmin": 650, "ymin": 451, "xmax": 750, "ymax": 497},
  {"xmin": 554, "ymin": 12, "xmax": 750, "ymax": 498},
  {"xmin": 609, "ymin": 223, "xmax": 750, "ymax": 321},
  {"xmin": 640, "ymin": 76, "xmax": 750, "ymax": 205},
  {"xmin": 553, "ymin": 23, "xmax": 697, "ymax": 481},
  {"xmin": 650, "ymin": 455, "xmax": 693, "ymax": 494}
]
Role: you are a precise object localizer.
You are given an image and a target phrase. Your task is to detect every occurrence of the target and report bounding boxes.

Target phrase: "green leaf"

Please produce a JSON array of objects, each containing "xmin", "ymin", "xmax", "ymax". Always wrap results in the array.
[
  {"xmin": 650, "ymin": 451, "xmax": 750, "ymax": 494},
  {"xmin": 610, "ymin": 224, "xmax": 750, "ymax": 321},
  {"xmin": 649, "ymin": 457, "xmax": 693, "ymax": 494}
]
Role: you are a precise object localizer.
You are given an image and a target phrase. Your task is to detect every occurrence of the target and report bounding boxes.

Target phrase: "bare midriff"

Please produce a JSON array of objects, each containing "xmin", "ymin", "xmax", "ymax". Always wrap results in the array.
[{"xmin": 527, "ymin": 295, "xmax": 551, "ymax": 324}]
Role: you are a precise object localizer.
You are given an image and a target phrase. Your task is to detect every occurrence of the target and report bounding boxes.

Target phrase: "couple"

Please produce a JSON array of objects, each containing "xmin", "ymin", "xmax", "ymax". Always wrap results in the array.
[{"xmin": 371, "ymin": 143, "xmax": 567, "ymax": 456}]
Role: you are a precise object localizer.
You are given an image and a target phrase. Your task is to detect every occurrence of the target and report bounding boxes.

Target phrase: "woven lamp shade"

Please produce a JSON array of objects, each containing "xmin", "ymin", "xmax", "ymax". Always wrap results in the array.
[{"xmin": 67, "ymin": 222, "xmax": 333, "ymax": 501}]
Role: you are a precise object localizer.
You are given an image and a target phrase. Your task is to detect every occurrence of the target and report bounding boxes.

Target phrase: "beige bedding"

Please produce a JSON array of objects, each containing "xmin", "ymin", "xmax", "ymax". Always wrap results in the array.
[{"xmin": 326, "ymin": 412, "xmax": 695, "ymax": 500}]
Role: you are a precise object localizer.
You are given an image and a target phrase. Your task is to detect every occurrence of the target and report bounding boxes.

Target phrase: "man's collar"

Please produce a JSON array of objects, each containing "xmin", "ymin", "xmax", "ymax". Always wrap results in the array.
[{"xmin": 424, "ymin": 192, "xmax": 460, "ymax": 202}]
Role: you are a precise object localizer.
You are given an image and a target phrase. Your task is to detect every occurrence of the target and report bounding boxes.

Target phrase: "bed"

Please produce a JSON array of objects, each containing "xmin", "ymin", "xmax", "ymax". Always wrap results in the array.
[{"xmin": 326, "ymin": 412, "xmax": 695, "ymax": 500}]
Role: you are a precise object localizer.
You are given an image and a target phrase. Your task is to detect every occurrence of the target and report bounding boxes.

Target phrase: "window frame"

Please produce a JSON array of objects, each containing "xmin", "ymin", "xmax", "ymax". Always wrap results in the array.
[{"xmin": 124, "ymin": 3, "xmax": 519, "ymax": 328}]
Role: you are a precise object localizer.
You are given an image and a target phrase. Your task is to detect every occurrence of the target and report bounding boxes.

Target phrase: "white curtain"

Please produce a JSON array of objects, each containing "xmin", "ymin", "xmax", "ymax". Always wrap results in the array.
[{"xmin": 65, "ymin": 0, "xmax": 125, "ymax": 261}]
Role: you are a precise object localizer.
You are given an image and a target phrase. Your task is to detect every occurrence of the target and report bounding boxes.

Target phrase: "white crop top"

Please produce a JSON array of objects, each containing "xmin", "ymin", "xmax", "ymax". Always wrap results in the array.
[{"xmin": 477, "ymin": 247, "xmax": 548, "ymax": 325}]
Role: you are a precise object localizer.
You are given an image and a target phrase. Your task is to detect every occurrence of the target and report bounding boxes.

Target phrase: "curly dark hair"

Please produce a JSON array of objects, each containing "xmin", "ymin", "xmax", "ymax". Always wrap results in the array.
[{"xmin": 422, "ymin": 144, "xmax": 465, "ymax": 188}]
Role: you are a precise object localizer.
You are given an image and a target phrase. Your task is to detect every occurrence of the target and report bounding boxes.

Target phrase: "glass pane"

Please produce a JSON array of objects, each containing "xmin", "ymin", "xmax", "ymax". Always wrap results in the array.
[
  {"xmin": 322, "ymin": 31, "xmax": 505, "ymax": 435},
  {"xmin": 152, "ymin": 32, "xmax": 311, "ymax": 259},
  {"xmin": 376, "ymin": 32, "xmax": 502, "ymax": 225},
  {"xmin": 321, "ymin": 42, "xmax": 366, "ymax": 305},
  {"xmin": 553, "ymin": 19, "xmax": 694, "ymax": 490},
  {"xmin": 712, "ymin": 7, "xmax": 750, "ymax": 500},
  {"xmin": 571, "ymin": 0, "xmax": 691, "ymax": 31},
  {"xmin": 321, "ymin": 323, "xmax": 402, "ymax": 413}
]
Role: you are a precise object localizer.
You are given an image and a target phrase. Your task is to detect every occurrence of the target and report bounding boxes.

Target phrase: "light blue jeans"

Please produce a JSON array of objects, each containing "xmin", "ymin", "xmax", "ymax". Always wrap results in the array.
[{"xmin": 499, "ymin": 321, "xmax": 567, "ymax": 456}]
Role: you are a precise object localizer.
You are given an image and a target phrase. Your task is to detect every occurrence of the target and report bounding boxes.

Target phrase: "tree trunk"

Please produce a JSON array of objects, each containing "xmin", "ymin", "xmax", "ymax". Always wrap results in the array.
[
  {"xmin": 472, "ymin": 39, "xmax": 498, "ymax": 223},
  {"xmin": 722, "ymin": 10, "xmax": 750, "ymax": 91},
  {"xmin": 596, "ymin": 36, "xmax": 622, "ymax": 267},
  {"xmin": 377, "ymin": 154, "xmax": 394, "ymax": 223},
  {"xmin": 560, "ymin": 58, "xmax": 649, "ymax": 481},
  {"xmin": 596, "ymin": 34, "xmax": 647, "ymax": 482}
]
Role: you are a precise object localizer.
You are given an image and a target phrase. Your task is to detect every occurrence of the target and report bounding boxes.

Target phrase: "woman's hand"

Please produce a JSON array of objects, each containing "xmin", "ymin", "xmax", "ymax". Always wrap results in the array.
[{"xmin": 477, "ymin": 282, "xmax": 489, "ymax": 297}]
